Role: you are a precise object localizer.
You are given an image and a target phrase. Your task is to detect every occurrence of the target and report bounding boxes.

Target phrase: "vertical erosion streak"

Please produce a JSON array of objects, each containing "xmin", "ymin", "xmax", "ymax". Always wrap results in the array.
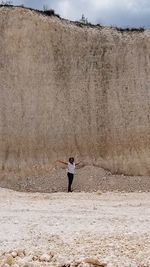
[{"xmin": 95, "ymin": 46, "xmax": 110, "ymax": 159}]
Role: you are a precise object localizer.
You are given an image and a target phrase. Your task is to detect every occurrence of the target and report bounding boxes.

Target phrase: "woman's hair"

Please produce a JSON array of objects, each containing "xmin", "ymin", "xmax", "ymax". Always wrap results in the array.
[{"xmin": 69, "ymin": 157, "xmax": 74, "ymax": 163}]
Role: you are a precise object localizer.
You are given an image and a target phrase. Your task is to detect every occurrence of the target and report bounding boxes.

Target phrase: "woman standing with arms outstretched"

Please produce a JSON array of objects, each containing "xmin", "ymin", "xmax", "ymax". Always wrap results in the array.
[{"xmin": 58, "ymin": 157, "xmax": 81, "ymax": 192}]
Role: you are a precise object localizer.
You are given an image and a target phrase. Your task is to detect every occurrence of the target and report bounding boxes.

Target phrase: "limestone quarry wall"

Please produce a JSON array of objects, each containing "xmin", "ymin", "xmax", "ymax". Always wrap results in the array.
[{"xmin": 0, "ymin": 6, "xmax": 150, "ymax": 175}]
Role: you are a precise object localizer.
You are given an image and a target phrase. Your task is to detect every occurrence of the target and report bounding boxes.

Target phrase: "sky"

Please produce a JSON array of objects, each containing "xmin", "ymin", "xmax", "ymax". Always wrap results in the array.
[{"xmin": 2, "ymin": 0, "xmax": 150, "ymax": 28}]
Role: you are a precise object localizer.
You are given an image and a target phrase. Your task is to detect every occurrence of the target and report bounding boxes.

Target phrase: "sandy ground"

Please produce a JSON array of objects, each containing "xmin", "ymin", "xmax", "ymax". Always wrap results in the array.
[{"xmin": 0, "ymin": 188, "xmax": 150, "ymax": 267}]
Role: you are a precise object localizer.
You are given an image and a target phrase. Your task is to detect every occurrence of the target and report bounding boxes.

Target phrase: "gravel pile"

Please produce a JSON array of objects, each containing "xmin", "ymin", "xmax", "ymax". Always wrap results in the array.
[{"xmin": 0, "ymin": 165, "xmax": 150, "ymax": 193}]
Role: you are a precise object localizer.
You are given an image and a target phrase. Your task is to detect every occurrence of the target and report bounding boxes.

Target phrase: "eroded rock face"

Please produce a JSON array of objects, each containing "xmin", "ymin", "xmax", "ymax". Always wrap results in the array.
[{"xmin": 0, "ymin": 6, "xmax": 150, "ymax": 175}]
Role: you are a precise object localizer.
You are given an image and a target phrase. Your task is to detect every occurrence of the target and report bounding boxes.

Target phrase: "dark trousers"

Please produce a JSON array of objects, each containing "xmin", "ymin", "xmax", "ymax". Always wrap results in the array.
[{"xmin": 67, "ymin": 172, "xmax": 74, "ymax": 192}]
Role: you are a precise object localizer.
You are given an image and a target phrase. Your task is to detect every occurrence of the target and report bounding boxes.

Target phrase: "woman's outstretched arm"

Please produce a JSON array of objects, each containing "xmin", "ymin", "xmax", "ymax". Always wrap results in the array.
[
  {"xmin": 75, "ymin": 161, "xmax": 82, "ymax": 166},
  {"xmin": 57, "ymin": 160, "xmax": 68, "ymax": 165}
]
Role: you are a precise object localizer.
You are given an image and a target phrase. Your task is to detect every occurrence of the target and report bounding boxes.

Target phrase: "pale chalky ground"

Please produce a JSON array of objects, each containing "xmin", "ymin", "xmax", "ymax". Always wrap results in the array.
[{"xmin": 0, "ymin": 188, "xmax": 150, "ymax": 267}]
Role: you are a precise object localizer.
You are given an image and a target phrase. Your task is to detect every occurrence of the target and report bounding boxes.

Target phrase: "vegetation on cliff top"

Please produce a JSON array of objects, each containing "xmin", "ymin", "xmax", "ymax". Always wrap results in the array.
[{"xmin": 0, "ymin": 2, "xmax": 145, "ymax": 33}]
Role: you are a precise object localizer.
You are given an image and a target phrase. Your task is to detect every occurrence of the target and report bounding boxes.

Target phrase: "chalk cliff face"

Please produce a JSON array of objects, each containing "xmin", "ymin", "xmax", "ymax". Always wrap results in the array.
[{"xmin": 0, "ymin": 6, "xmax": 150, "ymax": 175}]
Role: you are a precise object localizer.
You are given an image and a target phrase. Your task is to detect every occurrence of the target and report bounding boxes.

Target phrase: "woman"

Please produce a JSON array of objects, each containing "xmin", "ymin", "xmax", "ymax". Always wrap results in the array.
[{"xmin": 58, "ymin": 157, "xmax": 81, "ymax": 192}]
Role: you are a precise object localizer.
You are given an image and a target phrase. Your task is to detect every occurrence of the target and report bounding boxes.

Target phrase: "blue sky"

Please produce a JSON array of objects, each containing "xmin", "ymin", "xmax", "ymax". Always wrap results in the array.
[{"xmin": 2, "ymin": 0, "xmax": 150, "ymax": 28}]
